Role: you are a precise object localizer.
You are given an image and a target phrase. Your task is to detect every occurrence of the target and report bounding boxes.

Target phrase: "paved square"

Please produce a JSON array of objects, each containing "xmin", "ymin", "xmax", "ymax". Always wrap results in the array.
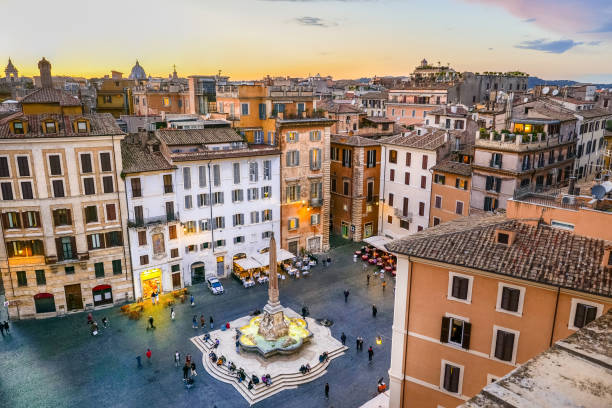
[{"xmin": 0, "ymin": 240, "xmax": 394, "ymax": 407}]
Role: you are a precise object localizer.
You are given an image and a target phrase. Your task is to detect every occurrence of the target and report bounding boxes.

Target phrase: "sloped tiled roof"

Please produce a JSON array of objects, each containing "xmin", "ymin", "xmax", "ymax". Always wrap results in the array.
[
  {"xmin": 379, "ymin": 128, "xmax": 457, "ymax": 151},
  {"xmin": 360, "ymin": 91, "xmax": 387, "ymax": 100},
  {"xmin": 432, "ymin": 159, "xmax": 472, "ymax": 176},
  {"xmin": 320, "ymin": 101, "xmax": 363, "ymax": 114},
  {"xmin": 121, "ymin": 139, "xmax": 175, "ymax": 174},
  {"xmin": 427, "ymin": 105, "xmax": 469, "ymax": 117},
  {"xmin": 0, "ymin": 113, "xmax": 123, "ymax": 139},
  {"xmin": 363, "ymin": 116, "xmax": 395, "ymax": 124},
  {"xmin": 386, "ymin": 215, "xmax": 612, "ymax": 296},
  {"xmin": 331, "ymin": 134, "xmax": 381, "ymax": 147},
  {"xmin": 156, "ymin": 127, "xmax": 243, "ymax": 145},
  {"xmin": 20, "ymin": 87, "xmax": 81, "ymax": 106}
]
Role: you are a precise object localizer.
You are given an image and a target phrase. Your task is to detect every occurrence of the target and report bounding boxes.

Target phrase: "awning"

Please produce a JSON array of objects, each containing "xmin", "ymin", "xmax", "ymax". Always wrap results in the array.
[
  {"xmin": 234, "ymin": 258, "xmax": 262, "ymax": 270},
  {"xmin": 363, "ymin": 235, "xmax": 393, "ymax": 252},
  {"xmin": 277, "ymin": 249, "xmax": 296, "ymax": 262},
  {"xmin": 34, "ymin": 293, "xmax": 54, "ymax": 300},
  {"xmin": 92, "ymin": 284, "xmax": 111, "ymax": 291},
  {"xmin": 255, "ymin": 248, "xmax": 296, "ymax": 267}
]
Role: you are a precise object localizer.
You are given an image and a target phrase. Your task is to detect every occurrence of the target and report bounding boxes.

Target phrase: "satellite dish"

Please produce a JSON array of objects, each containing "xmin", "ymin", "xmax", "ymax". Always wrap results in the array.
[
  {"xmin": 524, "ymin": 98, "xmax": 529, "ymax": 103},
  {"xmin": 552, "ymin": 89, "xmax": 559, "ymax": 96},
  {"xmin": 591, "ymin": 181, "xmax": 612, "ymax": 200},
  {"xmin": 542, "ymin": 87, "xmax": 550, "ymax": 95}
]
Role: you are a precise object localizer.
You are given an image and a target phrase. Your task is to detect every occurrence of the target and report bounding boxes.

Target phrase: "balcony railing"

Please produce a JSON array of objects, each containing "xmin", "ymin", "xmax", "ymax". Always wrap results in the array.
[
  {"xmin": 128, "ymin": 212, "xmax": 179, "ymax": 228},
  {"xmin": 310, "ymin": 198, "xmax": 323, "ymax": 208},
  {"xmin": 394, "ymin": 208, "xmax": 413, "ymax": 222}
]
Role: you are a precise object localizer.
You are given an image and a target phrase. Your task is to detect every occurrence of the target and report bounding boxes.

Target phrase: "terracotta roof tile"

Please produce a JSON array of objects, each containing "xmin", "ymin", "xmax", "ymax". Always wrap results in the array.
[
  {"xmin": 0, "ymin": 112, "xmax": 123, "ymax": 139},
  {"xmin": 156, "ymin": 127, "xmax": 243, "ymax": 145},
  {"xmin": 20, "ymin": 87, "xmax": 81, "ymax": 106},
  {"xmin": 331, "ymin": 135, "xmax": 381, "ymax": 147},
  {"xmin": 432, "ymin": 159, "xmax": 472, "ymax": 176},
  {"xmin": 121, "ymin": 139, "xmax": 175, "ymax": 174},
  {"xmin": 386, "ymin": 215, "xmax": 612, "ymax": 296},
  {"xmin": 379, "ymin": 128, "xmax": 459, "ymax": 150}
]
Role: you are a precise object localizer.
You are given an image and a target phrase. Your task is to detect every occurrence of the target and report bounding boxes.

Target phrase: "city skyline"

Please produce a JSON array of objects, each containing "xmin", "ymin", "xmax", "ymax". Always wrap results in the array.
[{"xmin": 2, "ymin": 0, "xmax": 611, "ymax": 82}]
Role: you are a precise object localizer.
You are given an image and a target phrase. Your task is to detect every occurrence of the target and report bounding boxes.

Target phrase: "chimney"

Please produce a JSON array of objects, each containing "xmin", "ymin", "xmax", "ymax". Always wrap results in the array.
[
  {"xmin": 138, "ymin": 128, "xmax": 148, "ymax": 148},
  {"xmin": 568, "ymin": 176, "xmax": 576, "ymax": 195},
  {"xmin": 38, "ymin": 57, "xmax": 52, "ymax": 88}
]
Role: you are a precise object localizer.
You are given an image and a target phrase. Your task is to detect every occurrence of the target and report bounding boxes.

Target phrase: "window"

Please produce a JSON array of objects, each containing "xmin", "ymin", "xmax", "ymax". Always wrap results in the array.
[
  {"xmin": 249, "ymin": 162, "xmax": 258, "ymax": 182},
  {"xmin": 2, "ymin": 211, "xmax": 21, "ymax": 229},
  {"xmin": 83, "ymin": 177, "xmax": 95, "ymax": 195},
  {"xmin": 138, "ymin": 230, "xmax": 147, "ymax": 246},
  {"xmin": 85, "ymin": 205, "xmax": 98, "ymax": 223},
  {"xmin": 421, "ymin": 176, "xmax": 427, "ymax": 189},
  {"xmin": 233, "ymin": 163, "xmax": 240, "ymax": 184},
  {"xmin": 343, "ymin": 179, "xmax": 350, "ymax": 195},
  {"xmin": 163, "ymin": 174, "xmax": 173, "ymax": 193},
  {"xmin": 387, "ymin": 215, "xmax": 392, "ymax": 224},
  {"xmin": 492, "ymin": 153, "xmax": 503, "ymax": 169},
  {"xmin": 65, "ymin": 266, "xmax": 75, "ymax": 275},
  {"xmin": 400, "ymin": 220, "xmax": 409, "ymax": 230},
  {"xmin": 53, "ymin": 209, "xmax": 71, "ymax": 226},
  {"xmin": 310, "ymin": 130, "xmax": 321, "ymax": 141},
  {"xmin": 23, "ymin": 211, "xmax": 40, "ymax": 228},
  {"xmin": 286, "ymin": 184, "xmax": 300, "ymax": 202},
  {"xmin": 342, "ymin": 149, "xmax": 352, "ymax": 168},
  {"xmin": 0, "ymin": 157, "xmax": 9, "ymax": 177},
  {"xmin": 162, "ymin": 97, "xmax": 170, "ymax": 107},
  {"xmin": 286, "ymin": 150, "xmax": 300, "ymax": 166},
  {"xmin": 185, "ymin": 244, "xmax": 197, "ymax": 253},
  {"xmin": 434, "ymin": 196, "xmax": 442, "ymax": 208},
  {"xmin": 102, "ymin": 176, "xmax": 114, "ymax": 193},
  {"xmin": 94, "ymin": 262, "xmax": 105, "ymax": 278},
  {"xmin": 455, "ymin": 178, "xmax": 468, "ymax": 190},
  {"xmin": 88, "ymin": 233, "xmax": 104, "ymax": 250},
  {"xmin": 311, "ymin": 213, "xmax": 320, "ymax": 225},
  {"xmin": 440, "ymin": 316, "xmax": 471, "ymax": 349},
  {"xmin": 1, "ymin": 182, "xmax": 13, "ymax": 200},
  {"xmin": 21, "ymin": 181, "xmax": 33, "ymax": 199},
  {"xmin": 250, "ymin": 211, "xmax": 260, "ymax": 224},
  {"xmin": 366, "ymin": 179, "xmax": 374, "ymax": 202},
  {"xmin": 492, "ymin": 327, "xmax": 518, "ymax": 363},
  {"xmin": 44, "ymin": 121, "xmax": 56, "ymax": 133},
  {"xmin": 448, "ymin": 272, "xmax": 472, "ymax": 302},
  {"xmin": 388, "ymin": 193, "xmax": 394, "ymax": 206},
  {"xmin": 366, "ymin": 150, "xmax": 376, "ymax": 168},
  {"xmin": 570, "ymin": 299, "xmax": 601, "ymax": 330},
  {"xmin": 288, "ymin": 217, "xmax": 299, "ymax": 230},
  {"xmin": 17, "ymin": 271, "xmax": 27, "ymax": 287},
  {"xmin": 433, "ymin": 217, "xmax": 440, "ymax": 226},
  {"xmin": 184, "ymin": 220, "xmax": 197, "ymax": 234},
  {"xmin": 13, "ymin": 122, "xmax": 24, "ymax": 134},
  {"xmin": 263, "ymin": 160, "xmax": 271, "ymax": 180},
  {"xmin": 198, "ymin": 166, "xmax": 207, "ymax": 187},
  {"xmin": 197, "ymin": 193, "xmax": 209, "ymax": 207},
  {"xmin": 169, "ymin": 225, "xmax": 177, "ymax": 240},
  {"xmin": 80, "ymin": 153, "xmax": 93, "ymax": 173},
  {"xmin": 405, "ymin": 152, "xmax": 411, "ymax": 166},
  {"xmin": 388, "ymin": 150, "xmax": 397, "ymax": 163},
  {"xmin": 441, "ymin": 361, "xmax": 462, "ymax": 394},
  {"xmin": 131, "ymin": 178, "xmax": 142, "ymax": 197},
  {"xmin": 212, "ymin": 191, "xmax": 224, "ymax": 205},
  {"xmin": 404, "ymin": 172, "xmax": 410, "ymax": 185},
  {"xmin": 484, "ymin": 197, "xmax": 498, "ymax": 212},
  {"xmin": 262, "ymin": 231, "xmax": 273, "ymax": 239},
  {"xmin": 262, "ymin": 186, "xmax": 271, "ymax": 198},
  {"xmin": 262, "ymin": 209, "xmax": 272, "ymax": 221},
  {"xmin": 331, "ymin": 147, "xmax": 339, "ymax": 161},
  {"xmin": 170, "ymin": 248, "xmax": 179, "ymax": 258},
  {"xmin": 389, "ymin": 169, "xmax": 395, "ymax": 181},
  {"xmin": 232, "ymin": 189, "xmax": 244, "ymax": 203},
  {"xmin": 49, "ymin": 155, "xmax": 62, "ymax": 175},
  {"xmin": 105, "ymin": 231, "xmax": 122, "ymax": 247},
  {"xmin": 455, "ymin": 201, "xmax": 463, "ymax": 215},
  {"xmin": 35, "ymin": 269, "xmax": 46, "ymax": 285},
  {"xmin": 52, "ymin": 180, "xmax": 64, "ymax": 198},
  {"xmin": 422, "ymin": 155, "xmax": 428, "ymax": 169},
  {"xmin": 310, "ymin": 148, "xmax": 322, "ymax": 170},
  {"xmin": 140, "ymin": 255, "xmax": 149, "ymax": 265},
  {"xmin": 232, "ymin": 213, "xmax": 245, "ymax": 226},
  {"xmin": 286, "ymin": 131, "xmax": 298, "ymax": 143},
  {"xmin": 213, "ymin": 216, "xmax": 225, "ymax": 230},
  {"xmin": 77, "ymin": 121, "xmax": 87, "ymax": 133},
  {"xmin": 241, "ymin": 103, "xmax": 249, "ymax": 115},
  {"xmin": 105, "ymin": 203, "xmax": 116, "ymax": 221},
  {"xmin": 215, "ymin": 239, "xmax": 226, "ymax": 248},
  {"xmin": 183, "ymin": 167, "xmax": 191, "ymax": 189},
  {"xmin": 234, "ymin": 236, "xmax": 245, "ymax": 244},
  {"xmin": 258, "ymin": 103, "xmax": 266, "ymax": 120},
  {"xmin": 434, "ymin": 174, "xmax": 445, "ymax": 184},
  {"xmin": 112, "ymin": 259, "xmax": 122, "ymax": 275},
  {"xmin": 248, "ymin": 187, "xmax": 259, "ymax": 201},
  {"xmin": 331, "ymin": 177, "xmax": 336, "ymax": 193},
  {"xmin": 17, "ymin": 156, "xmax": 30, "ymax": 177},
  {"xmin": 419, "ymin": 202, "xmax": 425, "ymax": 216}
]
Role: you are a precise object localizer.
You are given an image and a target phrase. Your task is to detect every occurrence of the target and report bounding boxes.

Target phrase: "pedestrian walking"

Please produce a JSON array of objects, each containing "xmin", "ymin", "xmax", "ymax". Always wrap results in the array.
[
  {"xmin": 325, "ymin": 382, "xmax": 330, "ymax": 399},
  {"xmin": 367, "ymin": 274, "xmax": 370, "ymax": 286},
  {"xmin": 200, "ymin": 314, "xmax": 206, "ymax": 329},
  {"xmin": 359, "ymin": 336, "xmax": 365, "ymax": 350},
  {"xmin": 192, "ymin": 315, "xmax": 198, "ymax": 329},
  {"xmin": 340, "ymin": 332, "xmax": 346, "ymax": 345},
  {"xmin": 382, "ymin": 280, "xmax": 387, "ymax": 291},
  {"xmin": 146, "ymin": 348, "xmax": 152, "ymax": 362},
  {"xmin": 0, "ymin": 323, "xmax": 4, "ymax": 336},
  {"xmin": 343, "ymin": 289, "xmax": 350, "ymax": 303},
  {"xmin": 301, "ymin": 306, "xmax": 308, "ymax": 319},
  {"xmin": 327, "ymin": 257, "xmax": 331, "ymax": 265},
  {"xmin": 190, "ymin": 294, "xmax": 195, "ymax": 306},
  {"xmin": 183, "ymin": 362, "xmax": 190, "ymax": 380},
  {"xmin": 3, "ymin": 321, "xmax": 9, "ymax": 334},
  {"xmin": 236, "ymin": 340, "xmax": 240, "ymax": 354},
  {"xmin": 87, "ymin": 313, "xmax": 93, "ymax": 325},
  {"xmin": 355, "ymin": 337, "xmax": 359, "ymax": 350},
  {"xmin": 372, "ymin": 304, "xmax": 378, "ymax": 318},
  {"xmin": 186, "ymin": 354, "xmax": 192, "ymax": 365},
  {"xmin": 102, "ymin": 317, "xmax": 108, "ymax": 328},
  {"xmin": 368, "ymin": 346, "xmax": 374, "ymax": 361},
  {"xmin": 191, "ymin": 362, "xmax": 197, "ymax": 376},
  {"xmin": 136, "ymin": 355, "xmax": 142, "ymax": 368},
  {"xmin": 148, "ymin": 315, "xmax": 155, "ymax": 329},
  {"xmin": 170, "ymin": 307, "xmax": 175, "ymax": 321},
  {"xmin": 210, "ymin": 316, "xmax": 214, "ymax": 330},
  {"xmin": 174, "ymin": 351, "xmax": 181, "ymax": 367}
]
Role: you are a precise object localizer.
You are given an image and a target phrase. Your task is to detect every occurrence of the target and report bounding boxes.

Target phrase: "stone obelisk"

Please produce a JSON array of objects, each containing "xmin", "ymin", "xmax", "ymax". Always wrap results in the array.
[{"xmin": 259, "ymin": 233, "xmax": 289, "ymax": 340}]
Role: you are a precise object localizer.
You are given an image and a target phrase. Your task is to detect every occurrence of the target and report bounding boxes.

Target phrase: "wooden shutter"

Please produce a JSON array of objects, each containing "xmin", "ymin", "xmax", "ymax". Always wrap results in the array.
[
  {"xmin": 501, "ymin": 287, "xmax": 510, "ymax": 310},
  {"xmin": 100, "ymin": 152, "xmax": 111, "ymax": 172},
  {"xmin": 494, "ymin": 330, "xmax": 505, "ymax": 360},
  {"xmin": 507, "ymin": 288, "xmax": 520, "ymax": 312},
  {"xmin": 388, "ymin": 193, "xmax": 393, "ymax": 206},
  {"xmin": 485, "ymin": 176, "xmax": 493, "ymax": 191},
  {"xmin": 422, "ymin": 155, "xmax": 428, "ymax": 169},
  {"xmin": 403, "ymin": 197, "xmax": 408, "ymax": 216},
  {"xmin": 34, "ymin": 212, "xmax": 41, "ymax": 227},
  {"xmin": 443, "ymin": 364, "xmax": 453, "ymax": 391},
  {"xmin": 49, "ymin": 155, "xmax": 61, "ymax": 175},
  {"xmin": 87, "ymin": 235, "xmax": 93, "ymax": 250},
  {"xmin": 55, "ymin": 238, "xmax": 64, "ymax": 261},
  {"xmin": 585, "ymin": 306, "xmax": 597, "ymax": 326},
  {"xmin": 451, "ymin": 276, "xmax": 461, "ymax": 298},
  {"xmin": 70, "ymin": 237, "xmax": 76, "ymax": 257},
  {"xmin": 65, "ymin": 209, "xmax": 72, "ymax": 225},
  {"xmin": 450, "ymin": 366, "xmax": 460, "ymax": 393},
  {"xmin": 421, "ymin": 176, "xmax": 426, "ymax": 189},
  {"xmin": 495, "ymin": 178, "xmax": 501, "ymax": 193},
  {"xmin": 286, "ymin": 132, "xmax": 291, "ymax": 142},
  {"xmin": 440, "ymin": 316, "xmax": 450, "ymax": 343},
  {"xmin": 459, "ymin": 277, "xmax": 469, "ymax": 299},
  {"xmin": 462, "ymin": 322, "xmax": 471, "ymax": 350},
  {"xmin": 406, "ymin": 152, "xmax": 411, "ymax": 166},
  {"xmin": 404, "ymin": 172, "xmax": 410, "ymax": 185}
]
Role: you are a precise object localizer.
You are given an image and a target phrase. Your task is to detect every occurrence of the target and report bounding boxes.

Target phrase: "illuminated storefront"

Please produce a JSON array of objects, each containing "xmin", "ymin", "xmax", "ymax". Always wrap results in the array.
[{"xmin": 140, "ymin": 268, "xmax": 162, "ymax": 299}]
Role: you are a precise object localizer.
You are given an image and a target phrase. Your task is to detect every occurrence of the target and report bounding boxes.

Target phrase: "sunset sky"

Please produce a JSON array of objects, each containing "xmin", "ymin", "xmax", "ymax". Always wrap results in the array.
[{"xmin": 2, "ymin": 0, "xmax": 611, "ymax": 82}]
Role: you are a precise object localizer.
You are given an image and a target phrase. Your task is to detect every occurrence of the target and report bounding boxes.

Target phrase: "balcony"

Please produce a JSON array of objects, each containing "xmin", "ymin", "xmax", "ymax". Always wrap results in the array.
[
  {"xmin": 309, "ymin": 197, "xmax": 323, "ymax": 208},
  {"xmin": 128, "ymin": 212, "xmax": 179, "ymax": 228},
  {"xmin": 394, "ymin": 208, "xmax": 413, "ymax": 222},
  {"xmin": 476, "ymin": 130, "xmax": 573, "ymax": 153},
  {"xmin": 489, "ymin": 159, "xmax": 502, "ymax": 169}
]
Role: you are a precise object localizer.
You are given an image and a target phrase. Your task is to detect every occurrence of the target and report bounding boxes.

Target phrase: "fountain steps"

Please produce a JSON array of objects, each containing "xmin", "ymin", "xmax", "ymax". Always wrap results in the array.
[{"xmin": 191, "ymin": 335, "xmax": 348, "ymax": 405}]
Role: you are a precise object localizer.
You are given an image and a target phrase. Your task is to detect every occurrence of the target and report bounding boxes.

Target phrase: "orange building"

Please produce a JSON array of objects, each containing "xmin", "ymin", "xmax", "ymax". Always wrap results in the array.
[
  {"xmin": 429, "ymin": 152, "xmax": 472, "ymax": 226},
  {"xmin": 216, "ymin": 83, "xmax": 333, "ymax": 253},
  {"xmin": 330, "ymin": 135, "xmax": 381, "ymax": 241},
  {"xmin": 386, "ymin": 214, "xmax": 612, "ymax": 407},
  {"xmin": 387, "ymin": 86, "xmax": 450, "ymax": 127},
  {"xmin": 132, "ymin": 87, "xmax": 190, "ymax": 116},
  {"xmin": 95, "ymin": 75, "xmax": 135, "ymax": 118}
]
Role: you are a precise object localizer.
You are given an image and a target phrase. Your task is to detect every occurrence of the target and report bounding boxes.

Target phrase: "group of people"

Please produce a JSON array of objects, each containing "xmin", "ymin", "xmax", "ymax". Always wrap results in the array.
[
  {"xmin": 299, "ymin": 363, "xmax": 311, "ymax": 374},
  {"xmin": 150, "ymin": 289, "xmax": 160, "ymax": 305},
  {"xmin": 87, "ymin": 313, "xmax": 108, "ymax": 336},
  {"xmin": 192, "ymin": 314, "xmax": 214, "ymax": 330},
  {"xmin": 0, "ymin": 320, "xmax": 10, "ymax": 336}
]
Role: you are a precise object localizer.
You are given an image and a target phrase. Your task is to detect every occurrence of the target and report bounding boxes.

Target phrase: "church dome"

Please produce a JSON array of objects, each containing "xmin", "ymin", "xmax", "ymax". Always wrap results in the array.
[{"xmin": 129, "ymin": 60, "xmax": 146, "ymax": 80}]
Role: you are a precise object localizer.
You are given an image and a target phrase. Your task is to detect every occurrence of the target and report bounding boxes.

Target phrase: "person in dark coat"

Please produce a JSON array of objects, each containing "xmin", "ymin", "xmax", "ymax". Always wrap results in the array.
[
  {"xmin": 325, "ymin": 382, "xmax": 329, "ymax": 398},
  {"xmin": 372, "ymin": 304, "xmax": 377, "ymax": 317},
  {"xmin": 368, "ymin": 346, "xmax": 374, "ymax": 361},
  {"xmin": 340, "ymin": 332, "xmax": 346, "ymax": 345},
  {"xmin": 343, "ymin": 290, "xmax": 349, "ymax": 303},
  {"xmin": 183, "ymin": 362, "xmax": 190, "ymax": 380},
  {"xmin": 209, "ymin": 316, "xmax": 214, "ymax": 329}
]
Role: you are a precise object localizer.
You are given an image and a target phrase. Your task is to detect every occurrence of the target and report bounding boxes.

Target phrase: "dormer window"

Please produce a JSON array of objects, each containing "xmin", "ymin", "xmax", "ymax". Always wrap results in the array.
[
  {"xmin": 77, "ymin": 121, "xmax": 87, "ymax": 133},
  {"xmin": 13, "ymin": 121, "xmax": 24, "ymax": 134},
  {"xmin": 495, "ymin": 229, "xmax": 516, "ymax": 245},
  {"xmin": 44, "ymin": 121, "xmax": 56, "ymax": 133}
]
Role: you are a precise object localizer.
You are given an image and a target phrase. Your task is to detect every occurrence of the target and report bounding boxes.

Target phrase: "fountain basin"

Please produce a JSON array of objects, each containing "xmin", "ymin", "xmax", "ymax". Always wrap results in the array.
[{"xmin": 239, "ymin": 315, "xmax": 313, "ymax": 358}]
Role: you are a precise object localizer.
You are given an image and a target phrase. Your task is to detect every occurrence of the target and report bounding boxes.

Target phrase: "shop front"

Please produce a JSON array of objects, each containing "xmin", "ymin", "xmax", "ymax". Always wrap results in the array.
[
  {"xmin": 140, "ymin": 268, "xmax": 162, "ymax": 299},
  {"xmin": 92, "ymin": 284, "xmax": 113, "ymax": 307},
  {"xmin": 34, "ymin": 293, "xmax": 56, "ymax": 314}
]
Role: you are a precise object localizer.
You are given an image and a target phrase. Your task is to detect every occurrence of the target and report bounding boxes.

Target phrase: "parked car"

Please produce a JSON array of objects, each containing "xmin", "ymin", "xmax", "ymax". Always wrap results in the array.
[{"xmin": 207, "ymin": 277, "xmax": 224, "ymax": 295}]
